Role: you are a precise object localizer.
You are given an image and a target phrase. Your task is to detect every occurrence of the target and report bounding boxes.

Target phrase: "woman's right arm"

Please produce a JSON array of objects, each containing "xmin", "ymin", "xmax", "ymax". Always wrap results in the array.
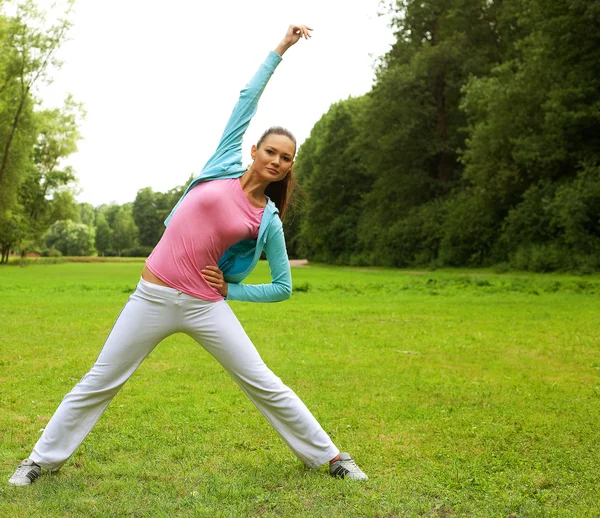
[{"xmin": 200, "ymin": 24, "xmax": 312, "ymax": 173}]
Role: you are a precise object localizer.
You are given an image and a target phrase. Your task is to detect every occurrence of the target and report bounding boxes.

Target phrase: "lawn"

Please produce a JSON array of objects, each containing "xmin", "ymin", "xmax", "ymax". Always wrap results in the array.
[{"xmin": 1, "ymin": 262, "xmax": 599, "ymax": 517}]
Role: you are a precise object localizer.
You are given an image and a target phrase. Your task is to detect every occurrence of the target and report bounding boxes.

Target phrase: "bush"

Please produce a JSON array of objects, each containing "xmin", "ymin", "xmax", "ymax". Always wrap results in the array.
[
  {"xmin": 498, "ymin": 181, "xmax": 558, "ymax": 259},
  {"xmin": 509, "ymin": 244, "xmax": 600, "ymax": 273},
  {"xmin": 500, "ymin": 163, "xmax": 600, "ymax": 272},
  {"xmin": 437, "ymin": 193, "xmax": 499, "ymax": 267},
  {"xmin": 40, "ymin": 248, "xmax": 63, "ymax": 257},
  {"xmin": 510, "ymin": 244, "xmax": 565, "ymax": 272},
  {"xmin": 549, "ymin": 162, "xmax": 600, "ymax": 255},
  {"xmin": 121, "ymin": 245, "xmax": 153, "ymax": 258},
  {"xmin": 376, "ymin": 199, "xmax": 447, "ymax": 268}
]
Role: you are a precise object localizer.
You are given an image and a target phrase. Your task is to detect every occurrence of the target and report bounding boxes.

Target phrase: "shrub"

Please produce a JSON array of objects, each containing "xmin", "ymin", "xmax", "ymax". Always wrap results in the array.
[
  {"xmin": 122, "ymin": 246, "xmax": 153, "ymax": 258},
  {"xmin": 437, "ymin": 193, "xmax": 499, "ymax": 266},
  {"xmin": 40, "ymin": 248, "xmax": 63, "ymax": 257}
]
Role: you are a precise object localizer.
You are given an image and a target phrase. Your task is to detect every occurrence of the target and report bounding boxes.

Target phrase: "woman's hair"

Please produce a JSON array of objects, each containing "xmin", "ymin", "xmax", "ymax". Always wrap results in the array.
[{"xmin": 258, "ymin": 126, "xmax": 299, "ymax": 222}]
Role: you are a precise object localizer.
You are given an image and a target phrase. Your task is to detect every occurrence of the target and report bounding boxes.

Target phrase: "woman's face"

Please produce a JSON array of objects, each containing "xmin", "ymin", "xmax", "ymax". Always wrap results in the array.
[{"xmin": 251, "ymin": 134, "xmax": 295, "ymax": 183}]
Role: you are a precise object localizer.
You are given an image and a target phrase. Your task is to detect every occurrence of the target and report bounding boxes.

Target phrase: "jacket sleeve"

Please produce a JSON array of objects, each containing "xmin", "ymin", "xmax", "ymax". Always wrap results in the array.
[
  {"xmin": 225, "ymin": 220, "xmax": 292, "ymax": 303},
  {"xmin": 200, "ymin": 51, "xmax": 283, "ymax": 173}
]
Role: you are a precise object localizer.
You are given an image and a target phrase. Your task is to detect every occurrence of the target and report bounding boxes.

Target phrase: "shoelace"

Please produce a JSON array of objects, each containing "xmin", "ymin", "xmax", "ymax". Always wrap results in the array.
[
  {"xmin": 14, "ymin": 466, "xmax": 30, "ymax": 476},
  {"xmin": 341, "ymin": 459, "xmax": 362, "ymax": 473},
  {"xmin": 14, "ymin": 463, "xmax": 37, "ymax": 476}
]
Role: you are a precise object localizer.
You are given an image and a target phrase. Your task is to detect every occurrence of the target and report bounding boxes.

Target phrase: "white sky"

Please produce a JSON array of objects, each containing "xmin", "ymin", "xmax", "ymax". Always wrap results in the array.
[{"xmin": 37, "ymin": 0, "xmax": 395, "ymax": 206}]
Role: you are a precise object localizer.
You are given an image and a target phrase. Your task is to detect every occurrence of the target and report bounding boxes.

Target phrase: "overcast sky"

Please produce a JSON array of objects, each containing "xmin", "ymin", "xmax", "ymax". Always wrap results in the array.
[{"xmin": 38, "ymin": 1, "xmax": 395, "ymax": 206}]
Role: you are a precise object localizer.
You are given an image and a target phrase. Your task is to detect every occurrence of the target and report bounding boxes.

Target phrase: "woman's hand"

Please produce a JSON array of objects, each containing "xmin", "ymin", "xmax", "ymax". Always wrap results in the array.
[
  {"xmin": 275, "ymin": 24, "xmax": 312, "ymax": 56},
  {"xmin": 201, "ymin": 265, "xmax": 228, "ymax": 297}
]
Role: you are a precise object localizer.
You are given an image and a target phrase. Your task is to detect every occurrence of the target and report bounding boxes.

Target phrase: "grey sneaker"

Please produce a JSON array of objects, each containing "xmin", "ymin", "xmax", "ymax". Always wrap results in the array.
[
  {"xmin": 8, "ymin": 459, "xmax": 41, "ymax": 486},
  {"xmin": 330, "ymin": 452, "xmax": 368, "ymax": 480}
]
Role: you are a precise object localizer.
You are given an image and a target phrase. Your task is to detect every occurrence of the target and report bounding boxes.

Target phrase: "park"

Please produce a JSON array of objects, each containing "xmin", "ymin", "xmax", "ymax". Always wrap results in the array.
[{"xmin": 1, "ymin": 0, "xmax": 599, "ymax": 516}]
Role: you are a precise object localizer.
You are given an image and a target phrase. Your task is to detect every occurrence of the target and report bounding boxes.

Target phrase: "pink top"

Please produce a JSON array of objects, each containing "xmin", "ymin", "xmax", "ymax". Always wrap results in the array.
[{"xmin": 146, "ymin": 178, "xmax": 264, "ymax": 301}]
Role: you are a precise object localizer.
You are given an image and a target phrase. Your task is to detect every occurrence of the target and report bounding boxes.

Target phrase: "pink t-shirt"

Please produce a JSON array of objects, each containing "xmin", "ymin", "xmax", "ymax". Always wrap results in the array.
[{"xmin": 146, "ymin": 178, "xmax": 264, "ymax": 301}]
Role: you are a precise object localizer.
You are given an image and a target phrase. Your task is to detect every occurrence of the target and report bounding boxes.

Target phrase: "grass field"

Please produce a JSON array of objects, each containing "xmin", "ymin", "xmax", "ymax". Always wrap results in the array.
[{"xmin": 1, "ymin": 262, "xmax": 599, "ymax": 517}]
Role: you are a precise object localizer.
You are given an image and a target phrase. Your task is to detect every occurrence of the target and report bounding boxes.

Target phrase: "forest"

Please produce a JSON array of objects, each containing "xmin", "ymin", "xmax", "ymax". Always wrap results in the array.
[{"xmin": 1, "ymin": 0, "xmax": 599, "ymax": 272}]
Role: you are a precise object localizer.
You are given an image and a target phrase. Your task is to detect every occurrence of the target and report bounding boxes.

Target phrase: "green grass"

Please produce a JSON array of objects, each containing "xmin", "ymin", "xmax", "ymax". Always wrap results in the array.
[{"xmin": 1, "ymin": 262, "xmax": 599, "ymax": 517}]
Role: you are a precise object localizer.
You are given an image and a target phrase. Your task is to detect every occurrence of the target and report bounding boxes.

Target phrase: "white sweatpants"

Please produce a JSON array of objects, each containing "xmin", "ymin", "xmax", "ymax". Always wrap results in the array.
[{"xmin": 30, "ymin": 278, "xmax": 339, "ymax": 471}]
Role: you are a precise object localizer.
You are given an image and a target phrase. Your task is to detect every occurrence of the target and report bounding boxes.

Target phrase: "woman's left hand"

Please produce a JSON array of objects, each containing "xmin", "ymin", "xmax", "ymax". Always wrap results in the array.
[
  {"xmin": 275, "ymin": 24, "xmax": 313, "ymax": 56},
  {"xmin": 201, "ymin": 265, "xmax": 228, "ymax": 297},
  {"xmin": 283, "ymin": 24, "xmax": 312, "ymax": 46}
]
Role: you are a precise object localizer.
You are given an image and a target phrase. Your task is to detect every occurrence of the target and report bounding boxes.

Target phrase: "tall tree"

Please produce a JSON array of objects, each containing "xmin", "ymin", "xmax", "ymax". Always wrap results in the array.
[
  {"xmin": 0, "ymin": 0, "xmax": 73, "ymax": 198},
  {"xmin": 0, "ymin": 1, "xmax": 79, "ymax": 260},
  {"xmin": 458, "ymin": 0, "xmax": 600, "ymax": 266},
  {"xmin": 111, "ymin": 204, "xmax": 139, "ymax": 256},
  {"xmin": 77, "ymin": 202, "xmax": 95, "ymax": 227},
  {"xmin": 19, "ymin": 100, "xmax": 82, "ymax": 250},
  {"xmin": 296, "ymin": 96, "xmax": 371, "ymax": 263},
  {"xmin": 132, "ymin": 187, "xmax": 163, "ymax": 248},
  {"xmin": 94, "ymin": 212, "xmax": 112, "ymax": 256},
  {"xmin": 45, "ymin": 219, "xmax": 95, "ymax": 256}
]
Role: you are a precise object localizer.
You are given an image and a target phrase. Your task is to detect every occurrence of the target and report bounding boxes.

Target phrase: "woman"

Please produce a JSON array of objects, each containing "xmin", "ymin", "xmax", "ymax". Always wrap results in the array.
[{"xmin": 9, "ymin": 24, "xmax": 367, "ymax": 486}]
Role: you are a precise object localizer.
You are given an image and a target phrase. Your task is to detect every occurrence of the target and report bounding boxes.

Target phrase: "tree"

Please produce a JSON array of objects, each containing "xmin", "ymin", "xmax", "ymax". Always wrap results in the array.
[
  {"xmin": 111, "ymin": 204, "xmax": 139, "ymax": 256},
  {"xmin": 45, "ymin": 219, "xmax": 95, "ymax": 256},
  {"xmin": 458, "ymin": 0, "xmax": 600, "ymax": 266},
  {"xmin": 15, "ymin": 100, "xmax": 83, "ymax": 253},
  {"xmin": 0, "ymin": 1, "xmax": 74, "ymax": 207},
  {"xmin": 0, "ymin": 210, "xmax": 26, "ymax": 262},
  {"xmin": 94, "ymin": 212, "xmax": 112, "ymax": 256},
  {"xmin": 77, "ymin": 202, "xmax": 95, "ymax": 227},
  {"xmin": 132, "ymin": 187, "xmax": 163, "ymax": 248},
  {"xmin": 295, "ymin": 96, "xmax": 371, "ymax": 263},
  {"xmin": 0, "ymin": 1, "xmax": 79, "ymax": 260}
]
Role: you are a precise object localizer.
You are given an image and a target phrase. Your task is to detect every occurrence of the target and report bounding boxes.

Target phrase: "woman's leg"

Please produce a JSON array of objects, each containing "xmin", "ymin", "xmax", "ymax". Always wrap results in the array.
[
  {"xmin": 182, "ymin": 297, "xmax": 339, "ymax": 469},
  {"xmin": 29, "ymin": 279, "xmax": 180, "ymax": 471}
]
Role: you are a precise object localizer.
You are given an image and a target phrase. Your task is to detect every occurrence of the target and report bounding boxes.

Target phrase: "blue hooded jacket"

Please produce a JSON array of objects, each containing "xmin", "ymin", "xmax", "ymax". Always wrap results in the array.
[{"xmin": 164, "ymin": 51, "xmax": 291, "ymax": 303}]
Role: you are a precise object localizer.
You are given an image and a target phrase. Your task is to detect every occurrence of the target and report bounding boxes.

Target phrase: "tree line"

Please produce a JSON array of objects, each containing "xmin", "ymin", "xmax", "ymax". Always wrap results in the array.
[
  {"xmin": 0, "ymin": 1, "xmax": 187, "ymax": 262},
  {"xmin": 286, "ymin": 0, "xmax": 600, "ymax": 273},
  {"xmin": 2, "ymin": 0, "xmax": 599, "ymax": 272},
  {"xmin": 41, "ymin": 183, "xmax": 187, "ymax": 258}
]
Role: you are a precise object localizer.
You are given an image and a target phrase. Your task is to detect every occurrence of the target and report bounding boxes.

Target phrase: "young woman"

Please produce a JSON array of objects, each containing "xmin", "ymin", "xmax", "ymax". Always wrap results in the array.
[{"xmin": 9, "ymin": 24, "xmax": 367, "ymax": 486}]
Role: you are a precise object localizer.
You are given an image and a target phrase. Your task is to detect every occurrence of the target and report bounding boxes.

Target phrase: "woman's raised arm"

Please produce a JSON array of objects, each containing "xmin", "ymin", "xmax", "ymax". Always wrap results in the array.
[
  {"xmin": 200, "ymin": 25, "xmax": 312, "ymax": 173},
  {"xmin": 165, "ymin": 25, "xmax": 312, "ymax": 227}
]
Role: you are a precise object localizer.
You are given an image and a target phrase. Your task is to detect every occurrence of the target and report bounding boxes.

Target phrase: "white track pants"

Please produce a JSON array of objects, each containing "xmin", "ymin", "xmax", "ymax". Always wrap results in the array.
[{"xmin": 30, "ymin": 278, "xmax": 339, "ymax": 471}]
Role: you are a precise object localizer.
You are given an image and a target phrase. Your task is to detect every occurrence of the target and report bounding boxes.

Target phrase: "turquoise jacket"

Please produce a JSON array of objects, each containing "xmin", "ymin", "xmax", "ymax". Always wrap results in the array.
[{"xmin": 164, "ymin": 51, "xmax": 292, "ymax": 303}]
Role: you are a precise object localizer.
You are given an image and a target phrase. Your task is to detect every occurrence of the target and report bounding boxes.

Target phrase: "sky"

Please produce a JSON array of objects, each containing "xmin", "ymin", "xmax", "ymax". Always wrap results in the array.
[{"xmin": 37, "ymin": 0, "xmax": 396, "ymax": 206}]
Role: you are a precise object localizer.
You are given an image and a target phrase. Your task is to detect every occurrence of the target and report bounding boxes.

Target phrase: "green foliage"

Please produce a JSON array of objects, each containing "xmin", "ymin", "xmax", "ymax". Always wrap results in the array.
[
  {"xmin": 291, "ymin": 0, "xmax": 600, "ymax": 272},
  {"xmin": 550, "ymin": 161, "xmax": 600, "ymax": 255},
  {"xmin": 499, "ymin": 162, "xmax": 600, "ymax": 272},
  {"xmin": 132, "ymin": 187, "xmax": 165, "ymax": 248},
  {"xmin": 392, "ymin": 200, "xmax": 446, "ymax": 267},
  {"xmin": 436, "ymin": 192, "xmax": 500, "ymax": 267},
  {"xmin": 77, "ymin": 202, "xmax": 96, "ymax": 227},
  {"xmin": 89, "ymin": 180, "xmax": 187, "ymax": 258},
  {"xmin": 0, "ymin": 209, "xmax": 27, "ymax": 262},
  {"xmin": 45, "ymin": 219, "xmax": 95, "ymax": 256},
  {"xmin": 111, "ymin": 204, "xmax": 139, "ymax": 256},
  {"xmin": 4, "ymin": 0, "xmax": 599, "ymax": 271},
  {"xmin": 40, "ymin": 247, "xmax": 62, "ymax": 257},
  {"xmin": 94, "ymin": 213, "xmax": 112, "ymax": 257},
  {"xmin": 121, "ymin": 245, "xmax": 153, "ymax": 258},
  {"xmin": 295, "ymin": 97, "xmax": 371, "ymax": 263},
  {"xmin": 0, "ymin": 2, "xmax": 80, "ymax": 259}
]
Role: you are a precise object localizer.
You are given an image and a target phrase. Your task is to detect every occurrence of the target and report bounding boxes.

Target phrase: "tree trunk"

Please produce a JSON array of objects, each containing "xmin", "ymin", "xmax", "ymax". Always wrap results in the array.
[
  {"xmin": 436, "ymin": 70, "xmax": 451, "ymax": 183},
  {"xmin": 0, "ymin": 91, "xmax": 27, "ymax": 186}
]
